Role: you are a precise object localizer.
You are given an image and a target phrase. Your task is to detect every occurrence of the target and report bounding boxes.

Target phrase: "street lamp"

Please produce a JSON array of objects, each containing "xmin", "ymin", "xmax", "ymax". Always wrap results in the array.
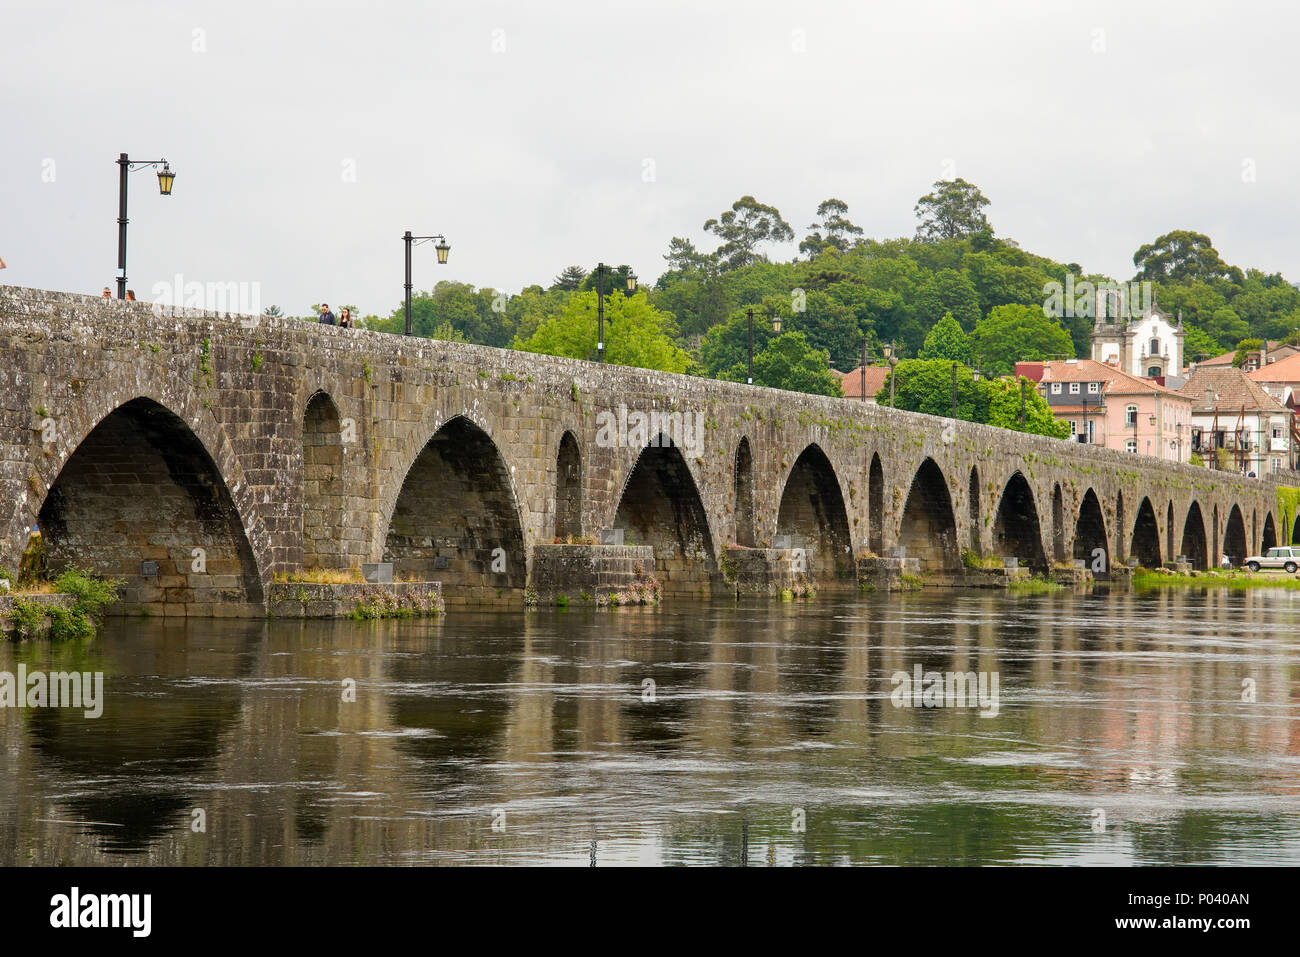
[
  {"xmin": 593, "ymin": 262, "xmax": 636, "ymax": 363},
  {"xmin": 860, "ymin": 337, "xmax": 871, "ymax": 401},
  {"xmin": 746, "ymin": 308, "xmax": 755, "ymax": 385},
  {"xmin": 402, "ymin": 230, "xmax": 451, "ymax": 336},
  {"xmin": 883, "ymin": 341, "xmax": 898, "ymax": 408},
  {"xmin": 115, "ymin": 153, "xmax": 176, "ymax": 299}
]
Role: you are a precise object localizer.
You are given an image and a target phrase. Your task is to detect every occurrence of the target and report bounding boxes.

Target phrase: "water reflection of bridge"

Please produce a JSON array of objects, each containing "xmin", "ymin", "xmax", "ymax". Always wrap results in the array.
[{"xmin": 2, "ymin": 590, "xmax": 1295, "ymax": 865}]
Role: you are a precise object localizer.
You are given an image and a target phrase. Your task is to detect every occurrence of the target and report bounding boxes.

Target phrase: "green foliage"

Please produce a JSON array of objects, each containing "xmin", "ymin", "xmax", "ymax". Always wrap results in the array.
[
  {"xmin": 514, "ymin": 291, "xmax": 693, "ymax": 373},
  {"xmin": 722, "ymin": 331, "xmax": 842, "ymax": 396},
  {"xmin": 985, "ymin": 377, "xmax": 1071, "ymax": 438},
  {"xmin": 53, "ymin": 567, "xmax": 123, "ymax": 622},
  {"xmin": 1134, "ymin": 230, "xmax": 1241, "ymax": 285},
  {"xmin": 799, "ymin": 198, "xmax": 864, "ymax": 258},
  {"xmin": 877, "ymin": 359, "xmax": 988, "ymax": 419},
  {"xmin": 250, "ymin": 351, "xmax": 264, "ymax": 373},
  {"xmin": 1183, "ymin": 324, "xmax": 1222, "ymax": 363},
  {"xmin": 6, "ymin": 598, "xmax": 47, "ymax": 639},
  {"xmin": 704, "ymin": 195, "xmax": 795, "ymax": 271},
  {"xmin": 1232, "ymin": 338, "xmax": 1265, "ymax": 367},
  {"xmin": 914, "ymin": 178, "xmax": 992, "ymax": 242},
  {"xmin": 918, "ymin": 312, "xmax": 972, "ymax": 364},
  {"xmin": 971, "ymin": 304, "xmax": 1075, "ymax": 376}
]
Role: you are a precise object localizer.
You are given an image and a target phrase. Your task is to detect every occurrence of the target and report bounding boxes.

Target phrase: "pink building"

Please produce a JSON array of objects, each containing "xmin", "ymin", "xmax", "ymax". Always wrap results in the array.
[{"xmin": 1016, "ymin": 358, "xmax": 1193, "ymax": 462}]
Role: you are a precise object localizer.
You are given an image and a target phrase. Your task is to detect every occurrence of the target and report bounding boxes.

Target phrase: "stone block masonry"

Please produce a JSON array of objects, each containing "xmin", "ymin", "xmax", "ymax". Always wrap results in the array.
[{"xmin": 1, "ymin": 284, "xmax": 1294, "ymax": 615}]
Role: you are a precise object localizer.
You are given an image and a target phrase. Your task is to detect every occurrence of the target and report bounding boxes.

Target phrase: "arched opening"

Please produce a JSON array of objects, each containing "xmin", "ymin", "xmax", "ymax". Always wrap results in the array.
[
  {"xmin": 302, "ymin": 391, "xmax": 344, "ymax": 571},
  {"xmin": 1073, "ymin": 488, "xmax": 1108, "ymax": 575},
  {"xmin": 968, "ymin": 467, "xmax": 980, "ymax": 553},
  {"xmin": 614, "ymin": 438, "xmax": 719, "ymax": 594},
  {"xmin": 898, "ymin": 458, "xmax": 959, "ymax": 572},
  {"xmin": 1180, "ymin": 502, "xmax": 1208, "ymax": 570},
  {"xmin": 1293, "ymin": 514, "xmax": 1300, "ymax": 545},
  {"xmin": 384, "ymin": 416, "xmax": 527, "ymax": 602},
  {"xmin": 991, "ymin": 472, "xmax": 1048, "ymax": 572},
  {"xmin": 1051, "ymin": 483, "xmax": 1065, "ymax": 563},
  {"xmin": 555, "ymin": 431, "xmax": 582, "ymax": 540},
  {"xmin": 1262, "ymin": 513, "xmax": 1277, "ymax": 553},
  {"xmin": 776, "ymin": 444, "xmax": 854, "ymax": 584},
  {"xmin": 1166, "ymin": 501, "xmax": 1175, "ymax": 561},
  {"xmin": 36, "ymin": 398, "xmax": 263, "ymax": 611},
  {"xmin": 1131, "ymin": 497, "xmax": 1162, "ymax": 569},
  {"xmin": 1252, "ymin": 510, "xmax": 1258, "ymax": 554},
  {"xmin": 1224, "ymin": 505, "xmax": 1247, "ymax": 567},
  {"xmin": 733, "ymin": 437, "xmax": 756, "ymax": 547},
  {"xmin": 868, "ymin": 454, "xmax": 885, "ymax": 555},
  {"xmin": 1115, "ymin": 492, "xmax": 1126, "ymax": 565}
]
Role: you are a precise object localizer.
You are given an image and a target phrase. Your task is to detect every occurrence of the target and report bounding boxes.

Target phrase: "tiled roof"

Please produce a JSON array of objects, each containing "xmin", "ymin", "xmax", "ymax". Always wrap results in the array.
[
  {"xmin": 836, "ymin": 365, "xmax": 890, "ymax": 399},
  {"xmin": 1179, "ymin": 365, "xmax": 1287, "ymax": 412},
  {"xmin": 1035, "ymin": 358, "xmax": 1187, "ymax": 398},
  {"xmin": 1247, "ymin": 350, "xmax": 1300, "ymax": 384}
]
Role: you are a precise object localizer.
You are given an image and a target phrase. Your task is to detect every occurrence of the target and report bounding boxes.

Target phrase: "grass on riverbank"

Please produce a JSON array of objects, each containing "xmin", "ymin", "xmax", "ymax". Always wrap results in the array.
[
  {"xmin": 1007, "ymin": 575, "xmax": 1066, "ymax": 594},
  {"xmin": 1132, "ymin": 568, "xmax": 1300, "ymax": 590}
]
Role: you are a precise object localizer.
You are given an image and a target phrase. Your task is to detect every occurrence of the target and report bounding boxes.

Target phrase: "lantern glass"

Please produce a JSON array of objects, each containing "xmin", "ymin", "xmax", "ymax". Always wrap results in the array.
[
  {"xmin": 157, "ymin": 165, "xmax": 175, "ymax": 196},
  {"xmin": 772, "ymin": 316, "xmax": 783, "ymax": 333},
  {"xmin": 626, "ymin": 273, "xmax": 637, "ymax": 294},
  {"xmin": 435, "ymin": 240, "xmax": 450, "ymax": 265},
  {"xmin": 882, "ymin": 341, "xmax": 894, "ymax": 360}
]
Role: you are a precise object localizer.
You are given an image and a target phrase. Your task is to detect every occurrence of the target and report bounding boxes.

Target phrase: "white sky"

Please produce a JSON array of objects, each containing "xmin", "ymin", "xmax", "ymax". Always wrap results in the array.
[{"xmin": 3, "ymin": 0, "xmax": 1298, "ymax": 317}]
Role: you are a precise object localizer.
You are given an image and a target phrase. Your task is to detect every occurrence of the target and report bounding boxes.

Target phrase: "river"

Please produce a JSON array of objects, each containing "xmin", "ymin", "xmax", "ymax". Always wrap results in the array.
[{"xmin": 2, "ymin": 587, "xmax": 1298, "ymax": 865}]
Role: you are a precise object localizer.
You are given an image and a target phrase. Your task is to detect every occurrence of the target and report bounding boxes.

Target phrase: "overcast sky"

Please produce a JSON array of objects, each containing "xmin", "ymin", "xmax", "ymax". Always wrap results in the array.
[{"xmin": 3, "ymin": 0, "xmax": 1298, "ymax": 317}]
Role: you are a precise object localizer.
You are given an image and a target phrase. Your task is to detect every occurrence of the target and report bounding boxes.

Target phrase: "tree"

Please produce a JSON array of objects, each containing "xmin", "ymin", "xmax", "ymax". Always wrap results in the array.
[
  {"xmin": 261, "ymin": 304, "xmax": 282, "ymax": 318},
  {"xmin": 971, "ymin": 304, "xmax": 1075, "ymax": 376},
  {"xmin": 799, "ymin": 198, "xmax": 864, "ymax": 258},
  {"xmin": 552, "ymin": 265, "xmax": 587, "ymax": 291},
  {"xmin": 876, "ymin": 359, "xmax": 989, "ymax": 420},
  {"xmin": 1182, "ymin": 323, "xmax": 1222, "ymax": 362},
  {"xmin": 918, "ymin": 312, "xmax": 972, "ymax": 364},
  {"xmin": 1133, "ymin": 230, "xmax": 1241, "ymax": 285},
  {"xmin": 1232, "ymin": 338, "xmax": 1266, "ymax": 368},
  {"xmin": 704, "ymin": 195, "xmax": 794, "ymax": 270},
  {"xmin": 700, "ymin": 305, "xmax": 781, "ymax": 378},
  {"xmin": 916, "ymin": 268, "xmax": 981, "ymax": 330},
  {"xmin": 914, "ymin": 178, "xmax": 992, "ymax": 242},
  {"xmin": 985, "ymin": 376, "xmax": 1070, "ymax": 438},
  {"xmin": 721, "ymin": 331, "xmax": 841, "ymax": 397},
  {"xmin": 514, "ymin": 291, "xmax": 693, "ymax": 373},
  {"xmin": 662, "ymin": 236, "xmax": 716, "ymax": 274}
]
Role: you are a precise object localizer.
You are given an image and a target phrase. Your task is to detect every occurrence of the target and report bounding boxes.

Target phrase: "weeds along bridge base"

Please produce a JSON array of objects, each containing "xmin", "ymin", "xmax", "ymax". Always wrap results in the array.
[{"xmin": 0, "ymin": 285, "xmax": 1291, "ymax": 615}]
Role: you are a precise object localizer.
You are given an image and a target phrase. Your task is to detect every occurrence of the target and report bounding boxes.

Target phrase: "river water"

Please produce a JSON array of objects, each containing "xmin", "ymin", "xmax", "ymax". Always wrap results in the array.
[{"xmin": 2, "ymin": 588, "xmax": 1298, "ymax": 866}]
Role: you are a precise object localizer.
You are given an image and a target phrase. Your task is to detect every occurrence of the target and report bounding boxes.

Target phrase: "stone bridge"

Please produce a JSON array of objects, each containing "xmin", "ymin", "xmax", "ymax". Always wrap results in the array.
[{"xmin": 1, "ymin": 285, "xmax": 1293, "ymax": 615}]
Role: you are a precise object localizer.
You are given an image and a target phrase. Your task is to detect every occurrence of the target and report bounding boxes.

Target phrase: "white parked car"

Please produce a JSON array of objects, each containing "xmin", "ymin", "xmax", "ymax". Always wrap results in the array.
[{"xmin": 1244, "ymin": 546, "xmax": 1300, "ymax": 573}]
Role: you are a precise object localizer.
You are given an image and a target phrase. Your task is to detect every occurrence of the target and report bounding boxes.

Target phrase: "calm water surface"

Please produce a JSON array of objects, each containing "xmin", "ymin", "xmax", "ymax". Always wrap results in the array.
[{"xmin": 3, "ymin": 588, "xmax": 1299, "ymax": 865}]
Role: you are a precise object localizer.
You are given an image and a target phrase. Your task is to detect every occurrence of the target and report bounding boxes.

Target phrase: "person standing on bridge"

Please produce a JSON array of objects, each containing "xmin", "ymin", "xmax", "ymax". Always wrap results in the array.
[
  {"xmin": 318, "ymin": 303, "xmax": 336, "ymax": 326},
  {"xmin": 338, "ymin": 307, "xmax": 353, "ymax": 329}
]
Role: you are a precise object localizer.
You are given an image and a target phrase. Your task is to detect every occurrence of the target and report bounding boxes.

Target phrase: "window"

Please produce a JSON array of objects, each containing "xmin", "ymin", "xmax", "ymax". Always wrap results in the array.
[
  {"xmin": 1147, "ymin": 366, "xmax": 1161, "ymax": 377},
  {"xmin": 1051, "ymin": 382, "xmax": 1062, "ymax": 394},
  {"xmin": 1126, "ymin": 404, "xmax": 1138, "ymax": 426},
  {"xmin": 1087, "ymin": 382, "xmax": 1100, "ymax": 393},
  {"xmin": 1069, "ymin": 420, "xmax": 1077, "ymax": 435},
  {"xmin": 1125, "ymin": 439, "xmax": 1137, "ymax": 453},
  {"xmin": 1150, "ymin": 337, "xmax": 1160, "ymax": 355},
  {"xmin": 1069, "ymin": 382, "xmax": 1080, "ymax": 394}
]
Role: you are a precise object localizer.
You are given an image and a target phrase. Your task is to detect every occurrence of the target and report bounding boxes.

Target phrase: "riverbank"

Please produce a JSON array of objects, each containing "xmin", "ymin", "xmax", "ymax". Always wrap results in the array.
[{"xmin": 1132, "ymin": 568, "xmax": 1300, "ymax": 590}]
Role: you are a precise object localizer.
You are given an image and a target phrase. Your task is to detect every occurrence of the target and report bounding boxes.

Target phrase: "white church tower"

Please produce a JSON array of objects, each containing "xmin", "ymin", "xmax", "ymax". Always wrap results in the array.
[{"xmin": 1089, "ymin": 287, "xmax": 1184, "ymax": 379}]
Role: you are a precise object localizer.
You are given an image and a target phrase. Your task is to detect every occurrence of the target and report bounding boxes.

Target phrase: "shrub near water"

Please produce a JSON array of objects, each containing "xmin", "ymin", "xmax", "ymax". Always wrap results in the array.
[{"xmin": 7, "ymin": 567, "xmax": 124, "ymax": 640}]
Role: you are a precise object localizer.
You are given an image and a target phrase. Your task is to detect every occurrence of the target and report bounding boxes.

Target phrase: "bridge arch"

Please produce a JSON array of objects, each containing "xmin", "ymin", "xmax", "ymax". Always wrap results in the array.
[
  {"xmin": 301, "ymin": 391, "xmax": 344, "ymax": 571},
  {"xmin": 613, "ymin": 434, "xmax": 719, "ymax": 594},
  {"xmin": 1262, "ymin": 513, "xmax": 1277, "ymax": 553},
  {"xmin": 733, "ymin": 437, "xmax": 756, "ymax": 547},
  {"xmin": 967, "ymin": 467, "xmax": 980, "ymax": 553},
  {"xmin": 1074, "ymin": 488, "xmax": 1108, "ymax": 574},
  {"xmin": 34, "ymin": 396, "xmax": 265, "ymax": 609},
  {"xmin": 1115, "ymin": 491, "xmax": 1126, "ymax": 565},
  {"xmin": 383, "ymin": 414, "xmax": 527, "ymax": 601},
  {"xmin": 555, "ymin": 430, "xmax": 582, "ymax": 540},
  {"xmin": 776, "ymin": 444, "xmax": 853, "ymax": 583},
  {"xmin": 1131, "ymin": 497, "xmax": 1162, "ymax": 568},
  {"xmin": 1166, "ymin": 501, "xmax": 1176, "ymax": 562},
  {"xmin": 868, "ymin": 454, "xmax": 885, "ymax": 555},
  {"xmin": 1181, "ymin": 502, "xmax": 1209, "ymax": 570},
  {"xmin": 898, "ymin": 457, "xmax": 958, "ymax": 572},
  {"xmin": 991, "ymin": 471, "xmax": 1047, "ymax": 572},
  {"xmin": 1224, "ymin": 505, "xmax": 1248, "ymax": 566}
]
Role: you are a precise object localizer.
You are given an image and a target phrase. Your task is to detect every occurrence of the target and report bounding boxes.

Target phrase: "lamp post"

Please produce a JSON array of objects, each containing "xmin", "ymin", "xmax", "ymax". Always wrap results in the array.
[
  {"xmin": 951, "ymin": 361, "xmax": 959, "ymax": 419},
  {"xmin": 860, "ymin": 337, "xmax": 870, "ymax": 401},
  {"xmin": 883, "ymin": 341, "xmax": 897, "ymax": 408},
  {"xmin": 402, "ymin": 231, "xmax": 451, "ymax": 336},
  {"xmin": 594, "ymin": 263, "xmax": 637, "ymax": 363},
  {"xmin": 746, "ymin": 308, "xmax": 754, "ymax": 385},
  {"xmin": 115, "ymin": 153, "xmax": 176, "ymax": 299}
]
